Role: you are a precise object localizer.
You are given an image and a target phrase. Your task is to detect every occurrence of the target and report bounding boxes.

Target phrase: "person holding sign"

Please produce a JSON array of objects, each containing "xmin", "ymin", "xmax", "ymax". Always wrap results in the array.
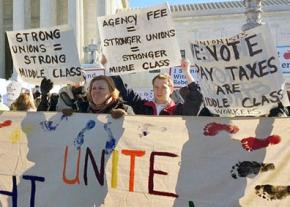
[
  {"xmin": 86, "ymin": 75, "xmax": 134, "ymax": 118},
  {"xmin": 112, "ymin": 58, "xmax": 203, "ymax": 115}
]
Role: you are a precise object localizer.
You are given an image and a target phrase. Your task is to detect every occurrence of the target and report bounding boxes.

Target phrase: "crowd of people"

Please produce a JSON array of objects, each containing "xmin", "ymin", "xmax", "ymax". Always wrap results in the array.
[{"xmin": 1, "ymin": 58, "xmax": 290, "ymax": 118}]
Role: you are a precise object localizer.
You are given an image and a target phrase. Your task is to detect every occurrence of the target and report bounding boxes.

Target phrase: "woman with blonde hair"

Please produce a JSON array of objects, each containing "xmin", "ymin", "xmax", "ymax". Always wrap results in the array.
[
  {"xmin": 10, "ymin": 90, "xmax": 36, "ymax": 111},
  {"xmin": 86, "ymin": 75, "xmax": 134, "ymax": 117}
]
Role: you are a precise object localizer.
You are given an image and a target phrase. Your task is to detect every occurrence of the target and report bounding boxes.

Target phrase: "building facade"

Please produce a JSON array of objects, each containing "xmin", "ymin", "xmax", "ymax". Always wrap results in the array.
[
  {"xmin": 0, "ymin": 0, "xmax": 290, "ymax": 80},
  {"xmin": 170, "ymin": 0, "xmax": 290, "ymax": 63}
]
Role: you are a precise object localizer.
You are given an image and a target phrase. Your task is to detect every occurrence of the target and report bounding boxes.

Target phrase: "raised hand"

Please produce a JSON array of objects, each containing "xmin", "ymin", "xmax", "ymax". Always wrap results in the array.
[{"xmin": 40, "ymin": 77, "xmax": 53, "ymax": 95}]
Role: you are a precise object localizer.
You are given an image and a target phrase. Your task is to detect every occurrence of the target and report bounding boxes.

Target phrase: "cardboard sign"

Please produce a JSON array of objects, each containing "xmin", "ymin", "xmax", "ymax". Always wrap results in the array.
[
  {"xmin": 191, "ymin": 25, "xmax": 289, "ymax": 117},
  {"xmin": 0, "ymin": 112, "xmax": 290, "ymax": 206},
  {"xmin": 6, "ymin": 25, "xmax": 82, "ymax": 85},
  {"xmin": 97, "ymin": 4, "xmax": 180, "ymax": 75}
]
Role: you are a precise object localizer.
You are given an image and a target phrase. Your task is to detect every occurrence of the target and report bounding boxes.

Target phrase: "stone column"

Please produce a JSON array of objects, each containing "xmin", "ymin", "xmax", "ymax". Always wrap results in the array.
[
  {"xmin": 40, "ymin": 0, "xmax": 57, "ymax": 27},
  {"xmin": 12, "ymin": 0, "xmax": 26, "ymax": 80},
  {"xmin": 68, "ymin": 0, "xmax": 84, "ymax": 62},
  {"xmin": 96, "ymin": 0, "xmax": 106, "ymax": 41},
  {"xmin": 94, "ymin": 0, "xmax": 107, "ymax": 63},
  {"xmin": 13, "ymin": 0, "xmax": 31, "ymax": 29},
  {"xmin": 24, "ymin": 0, "xmax": 31, "ymax": 28},
  {"xmin": 13, "ymin": 0, "xmax": 25, "ymax": 30},
  {"xmin": 242, "ymin": 0, "xmax": 264, "ymax": 31},
  {"xmin": 12, "ymin": 0, "xmax": 31, "ymax": 80},
  {"xmin": 0, "ymin": 0, "xmax": 5, "ymax": 78}
]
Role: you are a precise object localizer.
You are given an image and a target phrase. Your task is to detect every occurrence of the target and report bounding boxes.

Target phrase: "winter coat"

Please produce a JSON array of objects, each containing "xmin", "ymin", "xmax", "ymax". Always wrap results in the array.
[
  {"xmin": 56, "ymin": 85, "xmax": 88, "ymax": 112},
  {"xmin": 112, "ymin": 76, "xmax": 203, "ymax": 116}
]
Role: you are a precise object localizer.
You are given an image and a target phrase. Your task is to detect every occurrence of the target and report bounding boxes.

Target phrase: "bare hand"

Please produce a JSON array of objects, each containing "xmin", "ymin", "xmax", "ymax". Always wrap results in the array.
[
  {"xmin": 180, "ymin": 58, "xmax": 194, "ymax": 84},
  {"xmin": 181, "ymin": 58, "xmax": 190, "ymax": 71},
  {"xmin": 100, "ymin": 54, "xmax": 107, "ymax": 66}
]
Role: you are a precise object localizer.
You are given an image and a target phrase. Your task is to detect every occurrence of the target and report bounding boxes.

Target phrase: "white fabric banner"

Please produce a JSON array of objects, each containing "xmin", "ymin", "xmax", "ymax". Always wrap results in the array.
[
  {"xmin": 191, "ymin": 25, "xmax": 289, "ymax": 117},
  {"xmin": 97, "ymin": 4, "xmax": 180, "ymax": 75},
  {"xmin": 6, "ymin": 25, "xmax": 82, "ymax": 85},
  {"xmin": 0, "ymin": 112, "xmax": 290, "ymax": 206}
]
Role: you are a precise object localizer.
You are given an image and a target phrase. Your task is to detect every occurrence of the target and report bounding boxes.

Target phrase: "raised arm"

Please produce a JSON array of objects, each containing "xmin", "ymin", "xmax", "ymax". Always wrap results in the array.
[
  {"xmin": 180, "ymin": 58, "xmax": 194, "ymax": 85},
  {"xmin": 174, "ymin": 59, "xmax": 203, "ymax": 115},
  {"xmin": 37, "ymin": 77, "xmax": 53, "ymax": 111},
  {"xmin": 111, "ymin": 75, "xmax": 146, "ymax": 113}
]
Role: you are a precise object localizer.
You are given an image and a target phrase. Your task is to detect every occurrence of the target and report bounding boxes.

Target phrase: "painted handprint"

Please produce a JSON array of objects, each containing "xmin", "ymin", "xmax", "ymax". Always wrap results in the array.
[
  {"xmin": 40, "ymin": 114, "xmax": 69, "ymax": 131},
  {"xmin": 104, "ymin": 121, "xmax": 116, "ymax": 154},
  {"xmin": 74, "ymin": 120, "xmax": 96, "ymax": 149},
  {"xmin": 203, "ymin": 122, "xmax": 239, "ymax": 136}
]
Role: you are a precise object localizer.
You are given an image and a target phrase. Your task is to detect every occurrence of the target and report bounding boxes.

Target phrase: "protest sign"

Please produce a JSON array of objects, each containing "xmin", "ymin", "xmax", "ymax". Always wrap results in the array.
[
  {"xmin": 120, "ymin": 69, "xmax": 169, "ymax": 90},
  {"xmin": 0, "ymin": 79, "xmax": 10, "ymax": 96},
  {"xmin": 82, "ymin": 67, "xmax": 105, "ymax": 81},
  {"xmin": 4, "ymin": 81, "xmax": 22, "ymax": 107},
  {"xmin": 0, "ymin": 79, "xmax": 11, "ymax": 107},
  {"xmin": 134, "ymin": 88, "xmax": 154, "ymax": 100},
  {"xmin": 6, "ymin": 25, "xmax": 82, "ymax": 85},
  {"xmin": 81, "ymin": 66, "xmax": 105, "ymax": 89},
  {"xmin": 191, "ymin": 25, "xmax": 289, "ymax": 117},
  {"xmin": 169, "ymin": 66, "xmax": 198, "ymax": 88},
  {"xmin": 97, "ymin": 4, "xmax": 180, "ymax": 75},
  {"xmin": 277, "ymin": 46, "xmax": 290, "ymax": 76},
  {"xmin": 0, "ymin": 112, "xmax": 290, "ymax": 206}
]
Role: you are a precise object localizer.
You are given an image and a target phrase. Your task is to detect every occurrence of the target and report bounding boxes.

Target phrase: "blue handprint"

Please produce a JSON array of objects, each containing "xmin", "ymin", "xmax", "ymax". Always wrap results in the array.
[
  {"xmin": 40, "ymin": 120, "xmax": 59, "ymax": 131},
  {"xmin": 74, "ymin": 120, "xmax": 96, "ymax": 149},
  {"xmin": 103, "ymin": 121, "xmax": 116, "ymax": 154},
  {"xmin": 40, "ymin": 114, "xmax": 70, "ymax": 131}
]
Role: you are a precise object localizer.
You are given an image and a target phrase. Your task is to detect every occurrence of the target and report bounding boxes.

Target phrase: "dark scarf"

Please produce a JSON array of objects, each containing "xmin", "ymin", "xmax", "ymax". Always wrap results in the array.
[{"xmin": 88, "ymin": 97, "xmax": 117, "ymax": 113}]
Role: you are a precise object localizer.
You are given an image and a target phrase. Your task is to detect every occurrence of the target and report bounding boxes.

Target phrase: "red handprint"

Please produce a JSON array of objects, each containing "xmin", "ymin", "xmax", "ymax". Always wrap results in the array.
[
  {"xmin": 241, "ymin": 135, "xmax": 281, "ymax": 152},
  {"xmin": 203, "ymin": 122, "xmax": 239, "ymax": 136},
  {"xmin": 0, "ymin": 120, "xmax": 12, "ymax": 128}
]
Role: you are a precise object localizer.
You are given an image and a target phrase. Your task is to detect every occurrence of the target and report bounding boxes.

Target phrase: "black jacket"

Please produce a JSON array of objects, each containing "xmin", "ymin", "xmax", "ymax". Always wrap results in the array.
[{"xmin": 112, "ymin": 76, "xmax": 203, "ymax": 116}]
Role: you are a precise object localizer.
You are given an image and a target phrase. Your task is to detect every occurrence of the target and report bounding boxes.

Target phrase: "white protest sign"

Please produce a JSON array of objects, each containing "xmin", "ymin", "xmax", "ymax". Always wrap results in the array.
[
  {"xmin": 191, "ymin": 25, "xmax": 289, "ymax": 117},
  {"xmin": 6, "ymin": 25, "xmax": 82, "ymax": 85},
  {"xmin": 277, "ymin": 46, "xmax": 290, "ymax": 76},
  {"xmin": 134, "ymin": 88, "xmax": 154, "ymax": 100},
  {"xmin": 169, "ymin": 66, "xmax": 198, "ymax": 88},
  {"xmin": 5, "ymin": 81, "xmax": 22, "ymax": 106},
  {"xmin": 1, "ymin": 112, "xmax": 290, "ymax": 207},
  {"xmin": 97, "ymin": 4, "xmax": 180, "ymax": 75},
  {"xmin": 81, "ymin": 66, "xmax": 105, "ymax": 88},
  {"xmin": 0, "ymin": 79, "xmax": 11, "ymax": 97}
]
